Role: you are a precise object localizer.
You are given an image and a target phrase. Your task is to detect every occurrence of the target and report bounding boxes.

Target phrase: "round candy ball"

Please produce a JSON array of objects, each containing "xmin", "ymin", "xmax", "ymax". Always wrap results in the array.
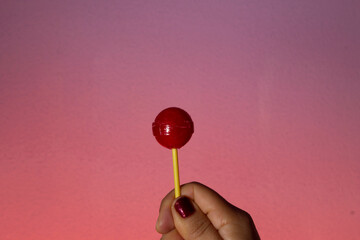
[{"xmin": 152, "ymin": 107, "xmax": 194, "ymax": 149}]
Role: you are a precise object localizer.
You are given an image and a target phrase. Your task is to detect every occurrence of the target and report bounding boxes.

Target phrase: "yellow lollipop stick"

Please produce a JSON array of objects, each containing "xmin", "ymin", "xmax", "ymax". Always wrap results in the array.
[{"xmin": 172, "ymin": 148, "xmax": 181, "ymax": 198}]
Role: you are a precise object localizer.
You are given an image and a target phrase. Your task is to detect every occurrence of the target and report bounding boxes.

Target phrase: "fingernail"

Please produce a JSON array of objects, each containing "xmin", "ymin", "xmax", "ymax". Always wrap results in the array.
[{"xmin": 174, "ymin": 197, "xmax": 195, "ymax": 218}]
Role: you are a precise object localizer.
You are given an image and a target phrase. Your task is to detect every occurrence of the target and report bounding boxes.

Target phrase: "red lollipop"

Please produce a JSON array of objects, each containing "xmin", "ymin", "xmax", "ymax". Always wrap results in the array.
[
  {"xmin": 152, "ymin": 107, "xmax": 194, "ymax": 149},
  {"xmin": 152, "ymin": 107, "xmax": 194, "ymax": 197}
]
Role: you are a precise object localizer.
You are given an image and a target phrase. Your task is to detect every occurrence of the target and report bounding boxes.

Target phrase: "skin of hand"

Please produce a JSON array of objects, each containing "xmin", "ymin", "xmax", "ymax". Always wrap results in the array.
[{"xmin": 156, "ymin": 182, "xmax": 260, "ymax": 240}]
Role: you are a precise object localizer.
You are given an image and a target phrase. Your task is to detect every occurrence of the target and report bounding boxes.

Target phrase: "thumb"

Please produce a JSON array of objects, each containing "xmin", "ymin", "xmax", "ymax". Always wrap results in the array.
[{"xmin": 171, "ymin": 196, "xmax": 222, "ymax": 240}]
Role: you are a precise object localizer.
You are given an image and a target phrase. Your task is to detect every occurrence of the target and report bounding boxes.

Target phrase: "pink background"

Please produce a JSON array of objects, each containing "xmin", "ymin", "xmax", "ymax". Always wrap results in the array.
[{"xmin": 1, "ymin": 0, "xmax": 359, "ymax": 239}]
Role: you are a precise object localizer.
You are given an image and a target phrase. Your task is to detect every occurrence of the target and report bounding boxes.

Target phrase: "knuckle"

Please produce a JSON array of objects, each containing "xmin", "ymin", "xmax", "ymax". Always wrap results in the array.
[
  {"xmin": 184, "ymin": 181, "xmax": 202, "ymax": 187},
  {"xmin": 238, "ymin": 210, "xmax": 253, "ymax": 225}
]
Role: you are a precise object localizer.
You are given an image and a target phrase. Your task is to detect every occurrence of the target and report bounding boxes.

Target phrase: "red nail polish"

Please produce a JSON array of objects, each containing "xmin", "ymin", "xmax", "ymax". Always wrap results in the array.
[{"xmin": 174, "ymin": 197, "xmax": 195, "ymax": 218}]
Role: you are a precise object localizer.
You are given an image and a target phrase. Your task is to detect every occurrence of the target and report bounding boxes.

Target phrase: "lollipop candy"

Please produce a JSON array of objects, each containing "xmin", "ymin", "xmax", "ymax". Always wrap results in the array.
[{"xmin": 152, "ymin": 107, "xmax": 194, "ymax": 197}]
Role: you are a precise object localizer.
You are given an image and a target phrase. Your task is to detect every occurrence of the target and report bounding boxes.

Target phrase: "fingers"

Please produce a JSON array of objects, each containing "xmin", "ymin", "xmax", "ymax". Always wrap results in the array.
[
  {"xmin": 156, "ymin": 182, "xmax": 260, "ymax": 240},
  {"xmin": 156, "ymin": 182, "xmax": 232, "ymax": 234},
  {"xmin": 171, "ymin": 196, "xmax": 222, "ymax": 240},
  {"xmin": 177, "ymin": 182, "xmax": 243, "ymax": 231},
  {"xmin": 182, "ymin": 182, "xmax": 260, "ymax": 240}
]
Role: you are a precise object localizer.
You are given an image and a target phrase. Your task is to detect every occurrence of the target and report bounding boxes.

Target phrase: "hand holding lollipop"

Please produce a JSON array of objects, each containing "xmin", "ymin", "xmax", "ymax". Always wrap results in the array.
[{"xmin": 152, "ymin": 107, "xmax": 194, "ymax": 198}]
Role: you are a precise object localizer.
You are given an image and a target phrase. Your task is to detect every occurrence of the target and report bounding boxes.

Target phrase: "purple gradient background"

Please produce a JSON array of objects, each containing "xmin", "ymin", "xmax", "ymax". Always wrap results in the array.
[{"xmin": 1, "ymin": 0, "xmax": 360, "ymax": 239}]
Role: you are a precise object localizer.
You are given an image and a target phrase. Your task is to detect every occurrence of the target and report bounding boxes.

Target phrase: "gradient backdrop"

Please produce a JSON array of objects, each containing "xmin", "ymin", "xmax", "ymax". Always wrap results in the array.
[{"xmin": 1, "ymin": 0, "xmax": 359, "ymax": 239}]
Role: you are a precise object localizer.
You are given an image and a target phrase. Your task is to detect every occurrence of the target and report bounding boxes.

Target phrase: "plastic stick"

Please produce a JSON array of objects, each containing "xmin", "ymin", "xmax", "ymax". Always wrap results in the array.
[{"xmin": 172, "ymin": 148, "xmax": 181, "ymax": 198}]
